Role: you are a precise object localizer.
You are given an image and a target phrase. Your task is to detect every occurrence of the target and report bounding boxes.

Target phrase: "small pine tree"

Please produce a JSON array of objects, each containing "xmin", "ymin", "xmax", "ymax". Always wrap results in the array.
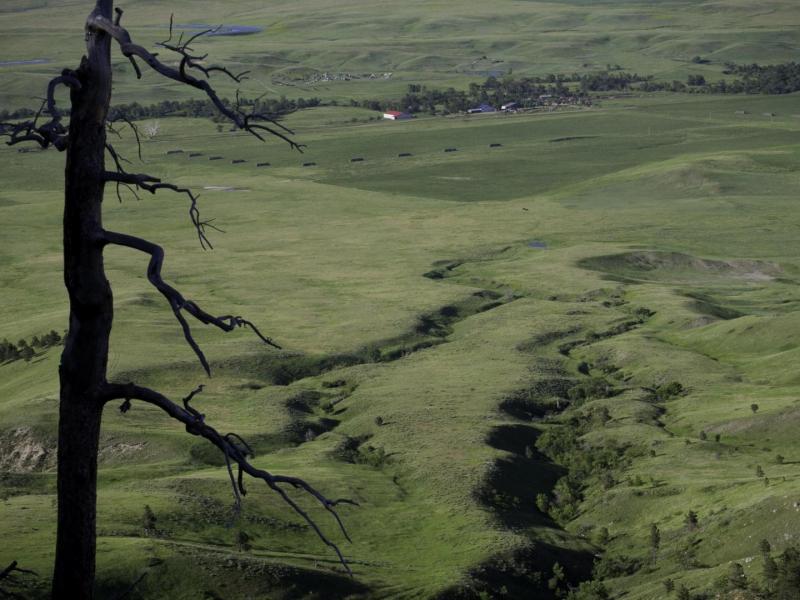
[
  {"xmin": 142, "ymin": 505, "xmax": 157, "ymax": 535},
  {"xmin": 699, "ymin": 430, "xmax": 707, "ymax": 441},
  {"xmin": 650, "ymin": 523, "xmax": 661, "ymax": 550},
  {"xmin": 548, "ymin": 562, "xmax": 565, "ymax": 591},
  {"xmin": 763, "ymin": 554, "xmax": 778, "ymax": 588},
  {"xmin": 676, "ymin": 584, "xmax": 691, "ymax": 600},
  {"xmin": 684, "ymin": 510, "xmax": 698, "ymax": 531},
  {"xmin": 594, "ymin": 527, "xmax": 610, "ymax": 547},
  {"xmin": 727, "ymin": 562, "xmax": 747, "ymax": 589},
  {"xmin": 649, "ymin": 523, "xmax": 661, "ymax": 563},
  {"xmin": 236, "ymin": 530, "xmax": 251, "ymax": 552},
  {"xmin": 776, "ymin": 454, "xmax": 785, "ymax": 464},
  {"xmin": 536, "ymin": 493, "xmax": 550, "ymax": 514},
  {"xmin": 756, "ymin": 465, "xmax": 765, "ymax": 478},
  {"xmin": 751, "ymin": 403, "xmax": 759, "ymax": 414},
  {"xmin": 715, "ymin": 433, "xmax": 721, "ymax": 443},
  {"xmin": 759, "ymin": 539, "xmax": 772, "ymax": 556},
  {"xmin": 20, "ymin": 345, "xmax": 34, "ymax": 362},
  {"xmin": 663, "ymin": 578, "xmax": 674, "ymax": 593},
  {"xmin": 374, "ymin": 416, "xmax": 384, "ymax": 427}
]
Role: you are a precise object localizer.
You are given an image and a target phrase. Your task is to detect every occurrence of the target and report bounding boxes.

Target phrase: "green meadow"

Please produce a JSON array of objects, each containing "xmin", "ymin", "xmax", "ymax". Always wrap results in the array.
[
  {"xmin": 1, "ymin": 0, "xmax": 800, "ymax": 107},
  {"xmin": 3, "ymin": 1, "xmax": 800, "ymax": 598}
]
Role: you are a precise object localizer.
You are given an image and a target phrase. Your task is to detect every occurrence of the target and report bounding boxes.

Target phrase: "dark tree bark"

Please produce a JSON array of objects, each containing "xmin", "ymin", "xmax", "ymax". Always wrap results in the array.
[
  {"xmin": 1, "ymin": 2, "xmax": 353, "ymax": 598},
  {"xmin": 53, "ymin": 3, "xmax": 114, "ymax": 596}
]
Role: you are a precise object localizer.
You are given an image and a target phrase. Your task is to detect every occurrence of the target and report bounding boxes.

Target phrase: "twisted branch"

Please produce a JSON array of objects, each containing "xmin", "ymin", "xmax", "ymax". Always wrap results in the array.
[
  {"xmin": 88, "ymin": 9, "xmax": 303, "ymax": 151},
  {"xmin": 0, "ymin": 71, "xmax": 78, "ymax": 150},
  {"xmin": 98, "ymin": 382, "xmax": 356, "ymax": 574},
  {"xmin": 104, "ymin": 171, "xmax": 217, "ymax": 249},
  {"xmin": 0, "ymin": 561, "xmax": 36, "ymax": 599},
  {"xmin": 101, "ymin": 229, "xmax": 280, "ymax": 375}
]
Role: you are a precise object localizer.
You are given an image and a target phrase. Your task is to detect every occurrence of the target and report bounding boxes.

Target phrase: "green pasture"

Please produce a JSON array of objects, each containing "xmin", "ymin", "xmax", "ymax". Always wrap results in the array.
[
  {"xmin": 1, "ymin": 0, "xmax": 800, "ymax": 108},
  {"xmin": 2, "ymin": 3, "xmax": 800, "ymax": 595}
]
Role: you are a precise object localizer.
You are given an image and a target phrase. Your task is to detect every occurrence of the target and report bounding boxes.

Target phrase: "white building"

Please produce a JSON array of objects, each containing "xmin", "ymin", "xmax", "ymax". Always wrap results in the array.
[{"xmin": 383, "ymin": 110, "xmax": 412, "ymax": 120}]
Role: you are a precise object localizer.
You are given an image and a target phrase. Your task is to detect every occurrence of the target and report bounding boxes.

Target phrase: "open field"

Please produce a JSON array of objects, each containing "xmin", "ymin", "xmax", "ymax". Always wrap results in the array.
[
  {"xmin": 2, "ymin": 91, "xmax": 800, "ymax": 597},
  {"xmin": 1, "ymin": 0, "xmax": 800, "ymax": 108},
  {"xmin": 3, "ymin": 1, "xmax": 800, "ymax": 598}
]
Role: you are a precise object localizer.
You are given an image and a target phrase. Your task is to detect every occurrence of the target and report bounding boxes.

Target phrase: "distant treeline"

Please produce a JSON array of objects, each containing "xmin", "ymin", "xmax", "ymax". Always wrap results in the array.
[
  {"xmin": 350, "ymin": 63, "xmax": 800, "ymax": 113},
  {"xmin": 0, "ymin": 95, "xmax": 321, "ymax": 122},
  {"xmin": 354, "ymin": 74, "xmax": 598, "ymax": 114},
  {"xmin": 1, "ymin": 62, "xmax": 798, "ymax": 122},
  {"xmin": 1, "ymin": 330, "xmax": 63, "ymax": 364}
]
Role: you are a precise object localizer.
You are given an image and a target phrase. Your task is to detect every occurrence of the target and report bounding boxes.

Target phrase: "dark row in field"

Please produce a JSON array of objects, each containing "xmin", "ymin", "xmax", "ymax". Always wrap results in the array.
[{"xmin": 162, "ymin": 143, "xmax": 506, "ymax": 167}]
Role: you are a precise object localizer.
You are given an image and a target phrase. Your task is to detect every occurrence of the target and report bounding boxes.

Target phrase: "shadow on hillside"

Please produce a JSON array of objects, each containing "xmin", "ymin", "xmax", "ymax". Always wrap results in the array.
[{"xmin": 434, "ymin": 541, "xmax": 594, "ymax": 600}]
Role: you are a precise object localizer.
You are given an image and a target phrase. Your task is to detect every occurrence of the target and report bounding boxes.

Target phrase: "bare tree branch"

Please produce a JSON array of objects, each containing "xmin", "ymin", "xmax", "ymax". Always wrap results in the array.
[
  {"xmin": 0, "ymin": 71, "xmax": 78, "ymax": 150},
  {"xmin": 98, "ymin": 382, "xmax": 356, "ymax": 574},
  {"xmin": 100, "ymin": 229, "xmax": 280, "ymax": 374},
  {"xmin": 104, "ymin": 170, "xmax": 216, "ymax": 249},
  {"xmin": 88, "ymin": 9, "xmax": 304, "ymax": 151},
  {"xmin": 0, "ymin": 561, "xmax": 37, "ymax": 599}
]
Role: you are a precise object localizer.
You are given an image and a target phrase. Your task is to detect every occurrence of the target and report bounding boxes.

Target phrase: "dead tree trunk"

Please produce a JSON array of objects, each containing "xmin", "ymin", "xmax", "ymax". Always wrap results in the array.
[
  {"xmin": 53, "ymin": 1, "xmax": 114, "ymax": 597},
  {"xmin": 1, "ymin": 2, "xmax": 354, "ymax": 598}
]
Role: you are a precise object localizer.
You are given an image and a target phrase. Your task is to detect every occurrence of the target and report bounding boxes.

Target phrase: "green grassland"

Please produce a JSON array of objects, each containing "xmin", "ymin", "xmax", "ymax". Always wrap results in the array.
[
  {"xmin": 1, "ymin": 0, "xmax": 800, "ymax": 108},
  {"xmin": 3, "ymin": 92, "xmax": 800, "ymax": 598},
  {"xmin": 3, "ymin": 1, "xmax": 800, "ymax": 599}
]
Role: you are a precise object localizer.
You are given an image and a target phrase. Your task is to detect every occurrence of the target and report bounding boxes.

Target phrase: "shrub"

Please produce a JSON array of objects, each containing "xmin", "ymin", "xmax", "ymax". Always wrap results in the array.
[
  {"xmin": 236, "ymin": 530, "xmax": 251, "ymax": 552},
  {"xmin": 566, "ymin": 580, "xmax": 609, "ymax": 599},
  {"xmin": 592, "ymin": 554, "xmax": 641, "ymax": 579},
  {"xmin": 142, "ymin": 505, "xmax": 157, "ymax": 535},
  {"xmin": 535, "ymin": 493, "xmax": 550, "ymax": 514}
]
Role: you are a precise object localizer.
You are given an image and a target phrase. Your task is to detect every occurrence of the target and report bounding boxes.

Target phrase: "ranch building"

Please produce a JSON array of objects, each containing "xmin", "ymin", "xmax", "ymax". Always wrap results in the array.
[{"xmin": 383, "ymin": 110, "xmax": 412, "ymax": 120}]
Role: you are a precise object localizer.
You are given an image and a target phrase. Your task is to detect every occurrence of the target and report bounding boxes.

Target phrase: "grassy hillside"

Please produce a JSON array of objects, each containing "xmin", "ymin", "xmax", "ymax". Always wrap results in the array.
[
  {"xmin": 2, "ymin": 1, "xmax": 800, "ymax": 599},
  {"xmin": 1, "ymin": 0, "xmax": 799, "ymax": 107},
  {"xmin": 2, "ymin": 93, "xmax": 800, "ymax": 597}
]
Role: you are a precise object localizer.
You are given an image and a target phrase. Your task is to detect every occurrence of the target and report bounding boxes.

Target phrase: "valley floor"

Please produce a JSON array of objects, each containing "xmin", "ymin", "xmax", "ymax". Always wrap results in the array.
[{"xmin": 2, "ymin": 92, "xmax": 800, "ymax": 598}]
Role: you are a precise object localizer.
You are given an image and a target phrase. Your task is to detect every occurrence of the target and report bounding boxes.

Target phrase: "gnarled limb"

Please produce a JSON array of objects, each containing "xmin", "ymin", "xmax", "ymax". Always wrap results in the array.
[
  {"xmin": 103, "ymin": 171, "xmax": 216, "ymax": 248},
  {"xmin": 0, "ymin": 71, "xmax": 78, "ymax": 150},
  {"xmin": 0, "ymin": 561, "xmax": 37, "ymax": 599},
  {"xmin": 98, "ymin": 382, "xmax": 357, "ymax": 574},
  {"xmin": 87, "ymin": 9, "xmax": 303, "ymax": 151},
  {"xmin": 100, "ymin": 229, "xmax": 280, "ymax": 374}
]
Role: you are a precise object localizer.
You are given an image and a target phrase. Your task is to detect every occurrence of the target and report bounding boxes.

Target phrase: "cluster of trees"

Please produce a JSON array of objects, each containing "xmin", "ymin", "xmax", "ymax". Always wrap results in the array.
[
  {"xmin": 535, "ymin": 395, "xmax": 633, "ymax": 522},
  {"xmin": 352, "ymin": 74, "xmax": 595, "ymax": 115},
  {"xmin": 669, "ymin": 62, "xmax": 800, "ymax": 94},
  {"xmin": 719, "ymin": 62, "xmax": 800, "ymax": 94},
  {"xmin": 678, "ymin": 539, "xmax": 800, "ymax": 599},
  {"xmin": 6, "ymin": 62, "xmax": 799, "ymax": 129},
  {"xmin": 0, "ymin": 330, "xmax": 63, "ymax": 363},
  {"xmin": 107, "ymin": 95, "xmax": 322, "ymax": 123}
]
